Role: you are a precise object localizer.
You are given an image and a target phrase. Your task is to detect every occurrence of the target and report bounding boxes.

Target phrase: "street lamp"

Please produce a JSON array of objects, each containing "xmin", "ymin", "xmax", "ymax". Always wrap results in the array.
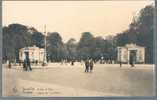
[{"xmin": 42, "ymin": 25, "xmax": 47, "ymax": 66}]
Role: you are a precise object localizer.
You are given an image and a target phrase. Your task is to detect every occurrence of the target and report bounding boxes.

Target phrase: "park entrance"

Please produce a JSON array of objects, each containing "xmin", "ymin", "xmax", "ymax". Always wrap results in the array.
[{"xmin": 129, "ymin": 50, "xmax": 137, "ymax": 63}]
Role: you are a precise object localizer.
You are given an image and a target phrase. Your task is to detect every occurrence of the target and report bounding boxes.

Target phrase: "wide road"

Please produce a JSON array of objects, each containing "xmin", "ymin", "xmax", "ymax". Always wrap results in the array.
[{"xmin": 3, "ymin": 63, "xmax": 155, "ymax": 96}]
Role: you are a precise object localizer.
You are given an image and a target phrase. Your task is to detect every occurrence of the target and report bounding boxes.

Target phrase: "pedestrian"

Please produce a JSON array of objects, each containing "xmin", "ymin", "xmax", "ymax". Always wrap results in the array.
[
  {"xmin": 119, "ymin": 59, "xmax": 122, "ymax": 67},
  {"xmin": 71, "ymin": 59, "xmax": 75, "ymax": 66},
  {"xmin": 23, "ymin": 59, "xmax": 27, "ymax": 71},
  {"xmin": 8, "ymin": 61, "xmax": 11, "ymax": 69},
  {"xmin": 27, "ymin": 58, "xmax": 32, "ymax": 71},
  {"xmin": 89, "ymin": 59, "xmax": 94, "ymax": 73},
  {"xmin": 19, "ymin": 60, "xmax": 21, "ymax": 66},
  {"xmin": 35, "ymin": 60, "xmax": 38, "ymax": 65},
  {"xmin": 26, "ymin": 55, "xmax": 32, "ymax": 71},
  {"xmin": 85, "ymin": 59, "xmax": 89, "ymax": 72}
]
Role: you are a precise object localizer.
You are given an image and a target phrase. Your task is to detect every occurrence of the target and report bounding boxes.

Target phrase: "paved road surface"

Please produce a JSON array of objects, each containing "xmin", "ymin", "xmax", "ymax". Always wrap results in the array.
[{"xmin": 3, "ymin": 63, "xmax": 155, "ymax": 97}]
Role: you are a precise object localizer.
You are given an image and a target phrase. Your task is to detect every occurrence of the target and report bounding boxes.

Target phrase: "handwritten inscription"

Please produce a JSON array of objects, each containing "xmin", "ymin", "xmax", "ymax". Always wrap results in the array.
[{"xmin": 22, "ymin": 87, "xmax": 61, "ymax": 95}]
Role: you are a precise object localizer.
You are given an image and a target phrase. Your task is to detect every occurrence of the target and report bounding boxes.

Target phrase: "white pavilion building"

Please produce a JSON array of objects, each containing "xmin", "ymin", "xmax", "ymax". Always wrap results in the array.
[
  {"xmin": 19, "ymin": 45, "xmax": 45, "ymax": 63},
  {"xmin": 117, "ymin": 43, "xmax": 145, "ymax": 64}
]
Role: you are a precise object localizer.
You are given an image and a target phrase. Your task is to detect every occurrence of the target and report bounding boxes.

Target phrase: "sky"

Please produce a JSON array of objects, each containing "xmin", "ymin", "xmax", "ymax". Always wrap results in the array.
[{"xmin": 3, "ymin": 1, "xmax": 154, "ymax": 42}]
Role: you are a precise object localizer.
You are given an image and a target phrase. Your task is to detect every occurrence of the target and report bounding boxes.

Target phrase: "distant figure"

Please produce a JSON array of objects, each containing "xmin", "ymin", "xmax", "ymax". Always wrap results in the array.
[
  {"xmin": 8, "ymin": 61, "xmax": 11, "ymax": 69},
  {"xmin": 23, "ymin": 54, "xmax": 32, "ymax": 71},
  {"xmin": 120, "ymin": 60, "xmax": 122, "ymax": 67},
  {"xmin": 85, "ymin": 59, "xmax": 89, "ymax": 72},
  {"xmin": 89, "ymin": 59, "xmax": 94, "ymax": 72},
  {"xmin": 26, "ymin": 57, "xmax": 32, "ymax": 71},
  {"xmin": 23, "ymin": 59, "xmax": 27, "ymax": 71},
  {"xmin": 35, "ymin": 60, "xmax": 38, "ymax": 65},
  {"xmin": 71, "ymin": 60, "xmax": 75, "ymax": 66}
]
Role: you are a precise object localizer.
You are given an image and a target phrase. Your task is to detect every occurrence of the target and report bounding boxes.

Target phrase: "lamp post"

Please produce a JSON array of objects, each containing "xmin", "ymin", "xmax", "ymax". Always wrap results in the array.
[{"xmin": 42, "ymin": 25, "xmax": 47, "ymax": 66}]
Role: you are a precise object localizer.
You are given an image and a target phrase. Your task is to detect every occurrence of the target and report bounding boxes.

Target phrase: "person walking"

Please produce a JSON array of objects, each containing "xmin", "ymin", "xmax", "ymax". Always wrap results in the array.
[
  {"xmin": 119, "ymin": 59, "xmax": 122, "ymax": 67},
  {"xmin": 71, "ymin": 59, "xmax": 75, "ymax": 66},
  {"xmin": 27, "ymin": 58, "xmax": 32, "ymax": 71},
  {"xmin": 89, "ymin": 59, "xmax": 94, "ymax": 73},
  {"xmin": 23, "ymin": 59, "xmax": 27, "ymax": 71},
  {"xmin": 26, "ymin": 55, "xmax": 32, "ymax": 71},
  {"xmin": 8, "ymin": 61, "xmax": 11, "ymax": 69},
  {"xmin": 85, "ymin": 59, "xmax": 89, "ymax": 72}
]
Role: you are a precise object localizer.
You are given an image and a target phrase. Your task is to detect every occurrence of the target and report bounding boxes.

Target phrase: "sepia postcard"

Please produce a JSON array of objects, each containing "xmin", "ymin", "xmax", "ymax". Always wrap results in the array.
[{"xmin": 2, "ymin": 0, "xmax": 156, "ymax": 97}]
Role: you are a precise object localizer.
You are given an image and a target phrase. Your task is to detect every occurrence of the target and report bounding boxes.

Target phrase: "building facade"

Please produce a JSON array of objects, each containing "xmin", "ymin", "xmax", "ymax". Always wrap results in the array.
[
  {"xmin": 19, "ymin": 45, "xmax": 45, "ymax": 63},
  {"xmin": 117, "ymin": 43, "xmax": 145, "ymax": 64}
]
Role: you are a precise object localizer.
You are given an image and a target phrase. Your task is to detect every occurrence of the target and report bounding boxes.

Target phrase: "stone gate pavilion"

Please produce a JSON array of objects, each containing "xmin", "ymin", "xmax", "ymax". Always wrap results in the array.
[
  {"xmin": 19, "ymin": 45, "xmax": 45, "ymax": 63},
  {"xmin": 117, "ymin": 43, "xmax": 145, "ymax": 64}
]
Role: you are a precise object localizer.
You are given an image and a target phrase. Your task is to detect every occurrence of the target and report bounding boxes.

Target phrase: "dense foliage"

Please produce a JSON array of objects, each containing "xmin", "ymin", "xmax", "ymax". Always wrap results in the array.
[
  {"xmin": 115, "ymin": 5, "xmax": 154, "ymax": 63},
  {"xmin": 3, "ymin": 5, "xmax": 154, "ymax": 63}
]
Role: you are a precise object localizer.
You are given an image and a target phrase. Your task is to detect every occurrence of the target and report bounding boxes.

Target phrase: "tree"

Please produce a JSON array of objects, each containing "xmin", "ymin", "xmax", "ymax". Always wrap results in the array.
[
  {"xmin": 32, "ymin": 31, "xmax": 44, "ymax": 48},
  {"xmin": 77, "ymin": 32, "xmax": 95, "ymax": 59},
  {"xmin": 136, "ymin": 5, "xmax": 154, "ymax": 63},
  {"xmin": 66, "ymin": 38, "xmax": 77, "ymax": 60},
  {"xmin": 92, "ymin": 37, "xmax": 105, "ymax": 60},
  {"xmin": 47, "ymin": 32, "xmax": 66, "ymax": 62},
  {"xmin": 3, "ymin": 23, "xmax": 33, "ymax": 62},
  {"xmin": 114, "ymin": 5, "xmax": 154, "ymax": 63}
]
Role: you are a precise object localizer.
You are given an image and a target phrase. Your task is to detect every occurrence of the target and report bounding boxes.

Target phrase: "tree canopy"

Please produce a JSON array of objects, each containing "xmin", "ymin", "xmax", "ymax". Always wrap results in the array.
[
  {"xmin": 3, "ymin": 5, "xmax": 154, "ymax": 63},
  {"xmin": 114, "ymin": 5, "xmax": 154, "ymax": 63}
]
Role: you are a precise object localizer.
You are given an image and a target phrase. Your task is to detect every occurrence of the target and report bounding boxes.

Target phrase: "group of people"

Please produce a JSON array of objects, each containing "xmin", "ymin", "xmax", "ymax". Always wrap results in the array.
[{"xmin": 84, "ymin": 59, "xmax": 94, "ymax": 73}]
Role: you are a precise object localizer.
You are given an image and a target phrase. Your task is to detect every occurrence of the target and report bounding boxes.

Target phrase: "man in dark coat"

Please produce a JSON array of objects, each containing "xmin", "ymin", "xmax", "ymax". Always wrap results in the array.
[
  {"xmin": 89, "ymin": 59, "xmax": 94, "ymax": 72},
  {"xmin": 25, "ymin": 55, "xmax": 32, "ymax": 71},
  {"xmin": 8, "ymin": 61, "xmax": 11, "ymax": 69},
  {"xmin": 26, "ymin": 57, "xmax": 32, "ymax": 71},
  {"xmin": 71, "ymin": 59, "xmax": 75, "ymax": 66},
  {"xmin": 23, "ymin": 59, "xmax": 27, "ymax": 71},
  {"xmin": 85, "ymin": 59, "xmax": 89, "ymax": 72}
]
